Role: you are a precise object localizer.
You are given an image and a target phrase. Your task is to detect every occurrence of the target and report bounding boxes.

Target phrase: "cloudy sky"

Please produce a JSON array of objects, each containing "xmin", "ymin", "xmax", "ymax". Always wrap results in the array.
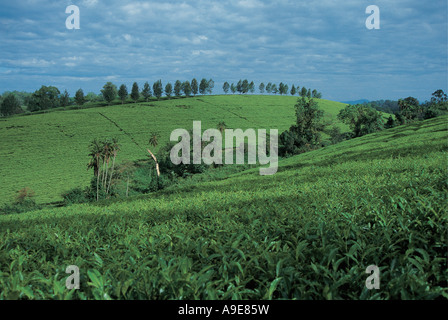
[{"xmin": 0, "ymin": 0, "xmax": 446, "ymax": 102}]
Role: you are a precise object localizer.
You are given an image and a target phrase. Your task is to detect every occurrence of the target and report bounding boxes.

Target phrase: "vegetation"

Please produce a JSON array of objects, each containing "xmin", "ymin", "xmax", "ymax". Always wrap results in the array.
[
  {"xmin": 0, "ymin": 94, "xmax": 23, "ymax": 116},
  {"xmin": 0, "ymin": 116, "xmax": 446, "ymax": 299}
]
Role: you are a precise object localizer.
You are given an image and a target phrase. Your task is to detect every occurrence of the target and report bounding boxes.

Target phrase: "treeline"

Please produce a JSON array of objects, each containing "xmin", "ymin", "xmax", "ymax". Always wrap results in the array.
[
  {"xmin": 222, "ymin": 79, "xmax": 322, "ymax": 98},
  {"xmin": 279, "ymin": 89, "xmax": 448, "ymax": 156},
  {"xmin": 0, "ymin": 78, "xmax": 216, "ymax": 116}
]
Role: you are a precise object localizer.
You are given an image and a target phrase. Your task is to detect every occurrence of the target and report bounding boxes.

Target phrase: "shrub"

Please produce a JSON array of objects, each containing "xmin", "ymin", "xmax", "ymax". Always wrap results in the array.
[{"xmin": 62, "ymin": 187, "xmax": 90, "ymax": 205}]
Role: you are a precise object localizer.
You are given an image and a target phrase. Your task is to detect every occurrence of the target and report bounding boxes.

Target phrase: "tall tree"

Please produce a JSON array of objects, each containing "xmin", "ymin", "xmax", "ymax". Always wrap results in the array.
[
  {"xmin": 191, "ymin": 78, "xmax": 199, "ymax": 96},
  {"xmin": 183, "ymin": 81, "xmax": 192, "ymax": 97},
  {"xmin": 300, "ymin": 87, "xmax": 307, "ymax": 97},
  {"xmin": 249, "ymin": 81, "xmax": 255, "ymax": 94},
  {"xmin": 153, "ymin": 80, "xmax": 163, "ymax": 99},
  {"xmin": 279, "ymin": 82, "xmax": 285, "ymax": 95},
  {"xmin": 223, "ymin": 82, "xmax": 230, "ymax": 94},
  {"xmin": 131, "ymin": 82, "xmax": 140, "ymax": 102},
  {"xmin": 118, "ymin": 84, "xmax": 128, "ymax": 104},
  {"xmin": 174, "ymin": 80, "xmax": 182, "ymax": 97},
  {"xmin": 217, "ymin": 121, "xmax": 227, "ymax": 134},
  {"xmin": 60, "ymin": 90, "xmax": 70, "ymax": 107},
  {"xmin": 271, "ymin": 84, "xmax": 278, "ymax": 94},
  {"xmin": 101, "ymin": 82, "xmax": 117, "ymax": 105},
  {"xmin": 266, "ymin": 83, "xmax": 272, "ymax": 94},
  {"xmin": 230, "ymin": 83, "xmax": 236, "ymax": 94},
  {"xmin": 290, "ymin": 85, "xmax": 296, "ymax": 96},
  {"xmin": 398, "ymin": 97, "xmax": 420, "ymax": 122},
  {"xmin": 242, "ymin": 79, "xmax": 249, "ymax": 94},
  {"xmin": 236, "ymin": 80, "xmax": 242, "ymax": 94},
  {"xmin": 75, "ymin": 89, "xmax": 86, "ymax": 106},
  {"xmin": 259, "ymin": 83, "xmax": 265, "ymax": 94},
  {"xmin": 27, "ymin": 86, "xmax": 61, "ymax": 111},
  {"xmin": 165, "ymin": 82, "xmax": 173, "ymax": 98},
  {"xmin": 199, "ymin": 78, "xmax": 208, "ymax": 95},
  {"xmin": 141, "ymin": 82, "xmax": 152, "ymax": 101},
  {"xmin": 207, "ymin": 79, "xmax": 214, "ymax": 94},
  {"xmin": 0, "ymin": 94, "xmax": 22, "ymax": 116},
  {"xmin": 279, "ymin": 97, "xmax": 325, "ymax": 156}
]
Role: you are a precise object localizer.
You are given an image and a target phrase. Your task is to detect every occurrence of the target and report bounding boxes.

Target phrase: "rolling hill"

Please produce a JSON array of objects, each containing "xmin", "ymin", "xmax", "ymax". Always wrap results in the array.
[{"xmin": 0, "ymin": 95, "xmax": 349, "ymax": 205}]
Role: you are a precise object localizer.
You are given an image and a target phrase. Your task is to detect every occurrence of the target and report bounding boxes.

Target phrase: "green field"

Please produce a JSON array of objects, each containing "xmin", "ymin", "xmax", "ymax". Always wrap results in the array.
[
  {"xmin": 0, "ymin": 95, "xmax": 348, "ymax": 205},
  {"xmin": 0, "ymin": 115, "xmax": 446, "ymax": 299}
]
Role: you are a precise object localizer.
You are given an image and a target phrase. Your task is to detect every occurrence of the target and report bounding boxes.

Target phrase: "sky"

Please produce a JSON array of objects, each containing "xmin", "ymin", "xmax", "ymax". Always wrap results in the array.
[{"xmin": 0, "ymin": 0, "xmax": 446, "ymax": 102}]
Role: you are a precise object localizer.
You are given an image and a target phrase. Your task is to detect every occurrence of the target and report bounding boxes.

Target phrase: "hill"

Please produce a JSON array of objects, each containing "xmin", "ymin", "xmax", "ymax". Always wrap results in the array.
[
  {"xmin": 0, "ymin": 95, "xmax": 348, "ymax": 205},
  {"xmin": 0, "ymin": 115, "xmax": 446, "ymax": 299}
]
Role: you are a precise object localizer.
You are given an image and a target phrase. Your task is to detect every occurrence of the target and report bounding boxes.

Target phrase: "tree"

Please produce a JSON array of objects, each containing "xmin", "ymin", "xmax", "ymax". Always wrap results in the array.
[
  {"xmin": 217, "ymin": 121, "xmax": 227, "ymax": 134},
  {"xmin": 307, "ymin": 89, "xmax": 312, "ymax": 98},
  {"xmin": 207, "ymin": 79, "xmax": 214, "ymax": 94},
  {"xmin": 271, "ymin": 84, "xmax": 278, "ymax": 94},
  {"xmin": 290, "ymin": 85, "xmax": 296, "ymax": 96},
  {"xmin": 118, "ymin": 84, "xmax": 128, "ymax": 104},
  {"xmin": 431, "ymin": 89, "xmax": 448, "ymax": 104},
  {"xmin": 191, "ymin": 79, "xmax": 199, "ymax": 96},
  {"xmin": 236, "ymin": 80, "xmax": 243, "ymax": 94},
  {"xmin": 398, "ymin": 97, "xmax": 420, "ymax": 122},
  {"xmin": 300, "ymin": 87, "xmax": 307, "ymax": 97},
  {"xmin": 266, "ymin": 83, "xmax": 272, "ymax": 94},
  {"xmin": 153, "ymin": 80, "xmax": 163, "ymax": 99},
  {"xmin": 279, "ymin": 82, "xmax": 285, "ymax": 95},
  {"xmin": 230, "ymin": 83, "xmax": 236, "ymax": 94},
  {"xmin": 131, "ymin": 82, "xmax": 140, "ymax": 102},
  {"xmin": 86, "ymin": 92, "xmax": 99, "ymax": 102},
  {"xmin": 101, "ymin": 82, "xmax": 117, "ymax": 105},
  {"xmin": 27, "ymin": 86, "xmax": 61, "ymax": 111},
  {"xmin": 312, "ymin": 89, "xmax": 318, "ymax": 98},
  {"xmin": 75, "ymin": 89, "xmax": 86, "ymax": 106},
  {"xmin": 148, "ymin": 132, "xmax": 161, "ymax": 182},
  {"xmin": 1, "ymin": 94, "xmax": 22, "ymax": 116},
  {"xmin": 174, "ymin": 80, "xmax": 182, "ymax": 97},
  {"xmin": 338, "ymin": 104, "xmax": 384, "ymax": 138},
  {"xmin": 182, "ymin": 81, "xmax": 192, "ymax": 97},
  {"xmin": 242, "ymin": 79, "xmax": 250, "ymax": 94},
  {"xmin": 87, "ymin": 137, "xmax": 120, "ymax": 201},
  {"xmin": 165, "ymin": 82, "xmax": 173, "ymax": 98},
  {"xmin": 385, "ymin": 115, "xmax": 396, "ymax": 129},
  {"xmin": 199, "ymin": 78, "xmax": 208, "ymax": 95},
  {"xmin": 249, "ymin": 81, "xmax": 255, "ymax": 94},
  {"xmin": 141, "ymin": 82, "xmax": 152, "ymax": 101},
  {"xmin": 60, "ymin": 90, "xmax": 70, "ymax": 107},
  {"xmin": 223, "ymin": 82, "xmax": 230, "ymax": 94},
  {"xmin": 425, "ymin": 89, "xmax": 448, "ymax": 119},
  {"xmin": 279, "ymin": 97, "xmax": 325, "ymax": 156},
  {"xmin": 259, "ymin": 83, "xmax": 265, "ymax": 94}
]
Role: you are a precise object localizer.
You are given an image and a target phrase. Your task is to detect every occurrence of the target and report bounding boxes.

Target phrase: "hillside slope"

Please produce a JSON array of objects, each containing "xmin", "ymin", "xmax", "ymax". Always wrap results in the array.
[
  {"xmin": 0, "ymin": 95, "xmax": 347, "ymax": 205},
  {"xmin": 0, "ymin": 116, "xmax": 446, "ymax": 300}
]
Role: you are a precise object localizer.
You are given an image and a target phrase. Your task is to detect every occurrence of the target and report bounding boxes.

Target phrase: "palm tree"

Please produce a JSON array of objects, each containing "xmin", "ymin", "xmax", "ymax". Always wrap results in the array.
[
  {"xmin": 149, "ymin": 132, "xmax": 160, "ymax": 148},
  {"xmin": 106, "ymin": 138, "xmax": 120, "ymax": 195},
  {"xmin": 147, "ymin": 132, "xmax": 161, "ymax": 188},
  {"xmin": 217, "ymin": 122, "xmax": 227, "ymax": 135},
  {"xmin": 87, "ymin": 139, "xmax": 103, "ymax": 177}
]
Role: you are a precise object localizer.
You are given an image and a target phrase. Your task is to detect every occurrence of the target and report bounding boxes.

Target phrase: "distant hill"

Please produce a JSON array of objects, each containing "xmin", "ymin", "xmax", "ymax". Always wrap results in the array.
[{"xmin": 340, "ymin": 99, "xmax": 370, "ymax": 105}]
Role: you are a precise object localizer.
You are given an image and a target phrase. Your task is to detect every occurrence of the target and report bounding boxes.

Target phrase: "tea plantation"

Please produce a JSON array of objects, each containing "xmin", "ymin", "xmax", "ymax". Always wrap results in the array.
[
  {"xmin": 0, "ymin": 95, "xmax": 348, "ymax": 205},
  {"xmin": 0, "ymin": 115, "xmax": 446, "ymax": 300}
]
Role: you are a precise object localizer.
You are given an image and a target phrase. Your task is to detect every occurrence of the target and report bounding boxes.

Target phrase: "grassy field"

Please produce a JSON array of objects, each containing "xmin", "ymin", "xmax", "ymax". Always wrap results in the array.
[
  {"xmin": 0, "ymin": 115, "xmax": 446, "ymax": 299},
  {"xmin": 0, "ymin": 95, "xmax": 348, "ymax": 206}
]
